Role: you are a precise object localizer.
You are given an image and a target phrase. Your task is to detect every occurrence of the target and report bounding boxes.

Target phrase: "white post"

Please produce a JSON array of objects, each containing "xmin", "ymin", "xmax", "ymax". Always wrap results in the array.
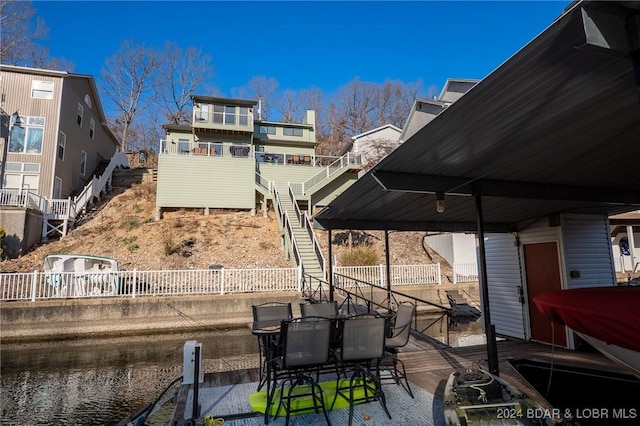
[
  {"xmin": 379, "ymin": 264, "xmax": 384, "ymax": 287},
  {"xmin": 627, "ymin": 225, "xmax": 637, "ymax": 275},
  {"xmin": 31, "ymin": 270, "xmax": 38, "ymax": 302},
  {"xmin": 297, "ymin": 264, "xmax": 303, "ymax": 291},
  {"xmin": 220, "ymin": 268, "xmax": 225, "ymax": 295},
  {"xmin": 132, "ymin": 269, "xmax": 137, "ymax": 298}
]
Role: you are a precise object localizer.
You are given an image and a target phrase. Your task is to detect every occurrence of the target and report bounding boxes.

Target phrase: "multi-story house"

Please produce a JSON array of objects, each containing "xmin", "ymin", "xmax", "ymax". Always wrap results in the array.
[
  {"xmin": 0, "ymin": 65, "xmax": 123, "ymax": 257},
  {"xmin": 0, "ymin": 64, "xmax": 121, "ymax": 198},
  {"xmin": 156, "ymin": 95, "xmax": 361, "ymax": 219},
  {"xmin": 156, "ymin": 95, "xmax": 362, "ymax": 279}
]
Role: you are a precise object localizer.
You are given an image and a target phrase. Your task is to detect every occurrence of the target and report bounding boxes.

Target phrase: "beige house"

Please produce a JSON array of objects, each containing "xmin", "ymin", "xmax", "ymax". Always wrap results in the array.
[
  {"xmin": 156, "ymin": 95, "xmax": 362, "ymax": 218},
  {"xmin": 0, "ymin": 65, "xmax": 121, "ymax": 198}
]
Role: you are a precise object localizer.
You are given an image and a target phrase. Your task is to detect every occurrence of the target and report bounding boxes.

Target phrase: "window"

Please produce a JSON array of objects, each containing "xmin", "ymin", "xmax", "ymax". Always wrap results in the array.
[
  {"xmin": 197, "ymin": 104, "xmax": 209, "ymax": 121},
  {"xmin": 31, "ymin": 80, "xmax": 54, "ymax": 100},
  {"xmin": 3, "ymin": 163, "xmax": 41, "ymax": 191},
  {"xmin": 9, "ymin": 115, "xmax": 45, "ymax": 154},
  {"xmin": 53, "ymin": 177, "xmax": 62, "ymax": 199},
  {"xmin": 84, "ymin": 94, "xmax": 92, "ymax": 109},
  {"xmin": 58, "ymin": 132, "xmax": 66, "ymax": 160},
  {"xmin": 283, "ymin": 127, "xmax": 303, "ymax": 137},
  {"xmin": 80, "ymin": 151, "xmax": 87, "ymax": 176},
  {"xmin": 239, "ymin": 106, "xmax": 249, "ymax": 126},
  {"xmin": 178, "ymin": 138, "xmax": 190, "ymax": 154},
  {"xmin": 260, "ymin": 125, "xmax": 276, "ymax": 135},
  {"xmin": 77, "ymin": 103, "xmax": 83, "ymax": 126},
  {"xmin": 212, "ymin": 104, "xmax": 247, "ymax": 126},
  {"xmin": 89, "ymin": 118, "xmax": 95, "ymax": 139}
]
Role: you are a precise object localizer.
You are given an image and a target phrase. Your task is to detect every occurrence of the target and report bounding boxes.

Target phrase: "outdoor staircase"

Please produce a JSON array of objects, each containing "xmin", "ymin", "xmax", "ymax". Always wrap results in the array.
[{"xmin": 276, "ymin": 187, "xmax": 325, "ymax": 283}]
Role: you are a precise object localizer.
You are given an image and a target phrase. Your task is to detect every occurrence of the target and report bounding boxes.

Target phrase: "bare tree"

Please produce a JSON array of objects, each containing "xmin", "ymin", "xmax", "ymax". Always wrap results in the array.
[
  {"xmin": 156, "ymin": 42, "xmax": 213, "ymax": 125},
  {"xmin": 276, "ymin": 90, "xmax": 301, "ymax": 122},
  {"xmin": 246, "ymin": 76, "xmax": 279, "ymax": 120},
  {"xmin": 0, "ymin": 0, "xmax": 71, "ymax": 70},
  {"xmin": 100, "ymin": 40, "xmax": 159, "ymax": 152}
]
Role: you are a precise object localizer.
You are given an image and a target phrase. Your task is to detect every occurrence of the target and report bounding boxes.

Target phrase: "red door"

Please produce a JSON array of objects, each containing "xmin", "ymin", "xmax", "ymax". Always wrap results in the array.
[{"xmin": 523, "ymin": 242, "xmax": 567, "ymax": 346}]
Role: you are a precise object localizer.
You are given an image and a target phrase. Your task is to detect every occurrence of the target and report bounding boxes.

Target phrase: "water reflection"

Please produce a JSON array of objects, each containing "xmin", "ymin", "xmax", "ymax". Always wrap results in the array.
[
  {"xmin": 1, "ymin": 315, "xmax": 485, "ymax": 425},
  {"xmin": 1, "ymin": 329, "xmax": 260, "ymax": 426}
]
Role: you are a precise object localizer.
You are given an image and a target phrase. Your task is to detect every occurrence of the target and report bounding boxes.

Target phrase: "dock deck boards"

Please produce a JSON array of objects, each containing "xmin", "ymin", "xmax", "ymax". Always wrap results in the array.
[{"xmin": 171, "ymin": 336, "xmax": 625, "ymax": 424}]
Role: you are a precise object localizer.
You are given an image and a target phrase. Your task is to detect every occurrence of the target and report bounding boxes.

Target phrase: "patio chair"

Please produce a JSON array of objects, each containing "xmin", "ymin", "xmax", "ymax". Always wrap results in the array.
[
  {"xmin": 332, "ymin": 314, "xmax": 391, "ymax": 426},
  {"xmin": 252, "ymin": 302, "xmax": 293, "ymax": 392},
  {"xmin": 379, "ymin": 302, "xmax": 415, "ymax": 398},
  {"xmin": 267, "ymin": 316, "xmax": 333, "ymax": 426},
  {"xmin": 300, "ymin": 301, "xmax": 338, "ymax": 318}
]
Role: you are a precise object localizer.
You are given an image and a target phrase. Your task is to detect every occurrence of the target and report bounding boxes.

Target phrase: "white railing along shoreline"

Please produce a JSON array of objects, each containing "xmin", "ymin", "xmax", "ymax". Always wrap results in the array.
[{"xmin": 0, "ymin": 263, "xmax": 478, "ymax": 302}]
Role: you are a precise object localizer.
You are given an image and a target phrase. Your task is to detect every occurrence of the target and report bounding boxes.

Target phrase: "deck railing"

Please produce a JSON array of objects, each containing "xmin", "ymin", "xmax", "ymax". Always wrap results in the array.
[
  {"xmin": 0, "ymin": 189, "xmax": 48, "ymax": 211},
  {"xmin": 452, "ymin": 263, "xmax": 479, "ymax": 284}
]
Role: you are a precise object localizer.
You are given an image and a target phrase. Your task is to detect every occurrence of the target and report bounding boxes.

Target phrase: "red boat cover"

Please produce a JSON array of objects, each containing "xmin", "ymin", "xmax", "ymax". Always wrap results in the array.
[{"xmin": 533, "ymin": 286, "xmax": 640, "ymax": 353}]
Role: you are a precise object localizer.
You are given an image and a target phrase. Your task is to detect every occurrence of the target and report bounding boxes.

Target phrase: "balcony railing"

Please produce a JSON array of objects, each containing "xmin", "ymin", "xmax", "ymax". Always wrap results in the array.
[{"xmin": 159, "ymin": 140, "xmax": 253, "ymax": 158}]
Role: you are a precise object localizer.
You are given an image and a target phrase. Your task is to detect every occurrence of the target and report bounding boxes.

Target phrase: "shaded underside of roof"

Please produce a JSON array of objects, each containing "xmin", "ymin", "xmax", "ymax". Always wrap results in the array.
[{"xmin": 315, "ymin": 1, "xmax": 640, "ymax": 233}]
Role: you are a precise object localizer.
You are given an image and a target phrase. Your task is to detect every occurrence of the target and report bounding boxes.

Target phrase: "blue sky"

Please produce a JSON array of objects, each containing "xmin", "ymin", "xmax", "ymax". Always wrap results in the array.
[{"xmin": 33, "ymin": 1, "xmax": 569, "ymax": 96}]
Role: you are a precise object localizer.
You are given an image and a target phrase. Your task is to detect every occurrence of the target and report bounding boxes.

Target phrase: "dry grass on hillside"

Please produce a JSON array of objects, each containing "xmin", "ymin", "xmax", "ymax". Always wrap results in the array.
[{"xmin": 1, "ymin": 182, "xmax": 450, "ymax": 277}]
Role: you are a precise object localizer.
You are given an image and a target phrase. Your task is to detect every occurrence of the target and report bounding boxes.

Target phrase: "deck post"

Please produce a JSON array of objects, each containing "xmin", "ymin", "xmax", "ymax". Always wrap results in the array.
[{"xmin": 475, "ymin": 191, "xmax": 499, "ymax": 375}]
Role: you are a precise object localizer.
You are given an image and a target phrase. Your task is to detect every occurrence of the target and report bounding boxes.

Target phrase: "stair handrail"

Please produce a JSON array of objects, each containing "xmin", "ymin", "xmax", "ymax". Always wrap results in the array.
[
  {"xmin": 72, "ymin": 151, "xmax": 128, "ymax": 218},
  {"xmin": 288, "ymin": 184, "xmax": 303, "ymax": 227},
  {"xmin": 303, "ymin": 212, "xmax": 326, "ymax": 279},
  {"xmin": 301, "ymin": 152, "xmax": 360, "ymax": 194},
  {"xmin": 272, "ymin": 184, "xmax": 303, "ymax": 278}
]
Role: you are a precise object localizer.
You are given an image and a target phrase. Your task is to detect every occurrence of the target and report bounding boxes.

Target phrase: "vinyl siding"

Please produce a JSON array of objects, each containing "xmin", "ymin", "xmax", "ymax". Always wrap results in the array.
[
  {"xmin": 561, "ymin": 214, "xmax": 616, "ymax": 288},
  {"xmin": 2, "ymin": 70, "xmax": 63, "ymax": 197},
  {"xmin": 156, "ymin": 155, "xmax": 254, "ymax": 208},
  {"xmin": 484, "ymin": 232, "xmax": 528, "ymax": 339}
]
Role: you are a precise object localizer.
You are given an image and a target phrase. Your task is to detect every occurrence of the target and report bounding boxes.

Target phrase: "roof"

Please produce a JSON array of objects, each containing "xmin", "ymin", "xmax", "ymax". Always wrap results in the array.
[
  {"xmin": 190, "ymin": 95, "xmax": 257, "ymax": 107},
  {"xmin": 1, "ymin": 64, "xmax": 121, "ymax": 148},
  {"xmin": 315, "ymin": 1, "xmax": 640, "ymax": 233},
  {"xmin": 338, "ymin": 124, "xmax": 402, "ymax": 156}
]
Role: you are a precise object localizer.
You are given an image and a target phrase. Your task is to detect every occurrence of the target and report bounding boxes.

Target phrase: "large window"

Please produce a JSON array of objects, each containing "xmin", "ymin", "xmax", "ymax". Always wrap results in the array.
[
  {"xmin": 9, "ymin": 116, "xmax": 45, "ymax": 154},
  {"xmin": 31, "ymin": 80, "xmax": 54, "ymax": 100},
  {"xmin": 58, "ymin": 132, "xmax": 66, "ymax": 160},
  {"xmin": 53, "ymin": 177, "xmax": 62, "ymax": 199},
  {"xmin": 89, "ymin": 118, "xmax": 95, "ymax": 139},
  {"xmin": 80, "ymin": 151, "xmax": 87, "ymax": 176},
  {"xmin": 3, "ymin": 163, "xmax": 40, "ymax": 190},
  {"xmin": 178, "ymin": 138, "xmax": 190, "ymax": 154},
  {"xmin": 197, "ymin": 104, "xmax": 209, "ymax": 121},
  {"xmin": 212, "ymin": 104, "xmax": 250, "ymax": 126},
  {"xmin": 283, "ymin": 127, "xmax": 303, "ymax": 137}
]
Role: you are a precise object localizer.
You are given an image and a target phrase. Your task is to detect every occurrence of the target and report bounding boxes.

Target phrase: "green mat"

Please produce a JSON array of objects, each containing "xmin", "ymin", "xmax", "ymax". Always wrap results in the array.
[{"xmin": 249, "ymin": 378, "xmax": 374, "ymax": 416}]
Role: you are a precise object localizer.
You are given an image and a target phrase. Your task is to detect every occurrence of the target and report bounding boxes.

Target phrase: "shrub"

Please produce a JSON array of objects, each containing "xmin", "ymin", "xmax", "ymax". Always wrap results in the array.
[
  {"xmin": 339, "ymin": 247, "xmax": 379, "ymax": 266},
  {"xmin": 0, "ymin": 226, "xmax": 5, "ymax": 258}
]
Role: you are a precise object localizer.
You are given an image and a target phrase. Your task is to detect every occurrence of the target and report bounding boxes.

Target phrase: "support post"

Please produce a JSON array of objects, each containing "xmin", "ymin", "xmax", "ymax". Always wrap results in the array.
[
  {"xmin": 385, "ymin": 230, "xmax": 392, "ymax": 313},
  {"xmin": 328, "ymin": 229, "xmax": 334, "ymax": 302},
  {"xmin": 476, "ymin": 191, "xmax": 499, "ymax": 375}
]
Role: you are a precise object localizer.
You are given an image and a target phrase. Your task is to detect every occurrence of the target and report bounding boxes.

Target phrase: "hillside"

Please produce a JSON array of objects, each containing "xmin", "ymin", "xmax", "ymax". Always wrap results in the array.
[{"xmin": 0, "ymin": 182, "xmax": 449, "ymax": 276}]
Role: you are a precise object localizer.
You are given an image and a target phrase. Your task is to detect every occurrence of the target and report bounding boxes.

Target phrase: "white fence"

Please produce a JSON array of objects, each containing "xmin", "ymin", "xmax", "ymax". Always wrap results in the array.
[
  {"xmin": 334, "ymin": 264, "xmax": 442, "ymax": 287},
  {"xmin": 1, "ymin": 263, "xmax": 477, "ymax": 302},
  {"xmin": 452, "ymin": 263, "xmax": 479, "ymax": 284},
  {"xmin": 0, "ymin": 267, "xmax": 301, "ymax": 301}
]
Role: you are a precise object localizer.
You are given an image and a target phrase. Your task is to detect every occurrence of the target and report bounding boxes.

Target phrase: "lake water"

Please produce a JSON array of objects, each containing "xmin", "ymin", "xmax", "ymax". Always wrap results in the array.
[{"xmin": 0, "ymin": 315, "xmax": 484, "ymax": 425}]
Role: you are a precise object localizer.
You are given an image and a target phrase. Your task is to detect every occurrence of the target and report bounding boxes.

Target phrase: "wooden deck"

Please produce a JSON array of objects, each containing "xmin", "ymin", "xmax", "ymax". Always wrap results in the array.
[{"xmin": 172, "ymin": 335, "xmax": 626, "ymax": 423}]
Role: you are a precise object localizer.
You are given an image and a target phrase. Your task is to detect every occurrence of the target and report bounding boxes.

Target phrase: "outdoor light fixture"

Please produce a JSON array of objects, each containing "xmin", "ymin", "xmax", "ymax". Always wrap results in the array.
[{"xmin": 436, "ymin": 192, "xmax": 445, "ymax": 213}]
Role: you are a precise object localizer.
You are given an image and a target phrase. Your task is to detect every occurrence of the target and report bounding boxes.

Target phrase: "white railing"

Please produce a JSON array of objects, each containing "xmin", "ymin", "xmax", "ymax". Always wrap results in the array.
[
  {"xmin": 333, "ymin": 264, "xmax": 441, "ymax": 288},
  {"xmin": 72, "ymin": 151, "xmax": 128, "ymax": 217},
  {"xmin": 452, "ymin": 263, "xmax": 479, "ymax": 283},
  {"xmin": 0, "ymin": 267, "xmax": 301, "ymax": 301},
  {"xmin": 0, "ymin": 189, "xmax": 48, "ymax": 211},
  {"xmin": 301, "ymin": 152, "xmax": 360, "ymax": 193}
]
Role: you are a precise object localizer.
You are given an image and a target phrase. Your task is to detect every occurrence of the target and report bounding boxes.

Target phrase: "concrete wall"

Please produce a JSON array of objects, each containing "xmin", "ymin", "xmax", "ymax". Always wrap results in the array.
[
  {"xmin": 0, "ymin": 282, "xmax": 480, "ymax": 342},
  {"xmin": 0, "ymin": 207, "xmax": 43, "ymax": 259}
]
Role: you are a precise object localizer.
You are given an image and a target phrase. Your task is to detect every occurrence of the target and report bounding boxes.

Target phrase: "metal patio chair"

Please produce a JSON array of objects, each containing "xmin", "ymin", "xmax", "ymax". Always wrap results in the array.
[{"xmin": 379, "ymin": 302, "xmax": 415, "ymax": 398}]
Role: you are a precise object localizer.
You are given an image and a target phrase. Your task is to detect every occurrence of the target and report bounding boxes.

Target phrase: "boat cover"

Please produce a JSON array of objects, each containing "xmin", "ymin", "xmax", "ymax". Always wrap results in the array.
[{"xmin": 533, "ymin": 286, "xmax": 640, "ymax": 352}]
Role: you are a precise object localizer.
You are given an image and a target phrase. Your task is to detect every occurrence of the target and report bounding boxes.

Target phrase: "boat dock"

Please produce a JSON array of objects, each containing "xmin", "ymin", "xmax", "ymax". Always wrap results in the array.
[{"xmin": 166, "ymin": 336, "xmax": 628, "ymax": 425}]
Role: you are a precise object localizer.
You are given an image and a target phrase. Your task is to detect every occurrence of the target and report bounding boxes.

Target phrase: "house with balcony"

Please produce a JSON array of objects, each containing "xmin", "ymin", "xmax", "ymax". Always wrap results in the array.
[
  {"xmin": 0, "ymin": 64, "xmax": 124, "ymax": 257},
  {"xmin": 156, "ymin": 95, "xmax": 362, "ymax": 279},
  {"xmin": 156, "ymin": 95, "xmax": 361, "ymax": 218}
]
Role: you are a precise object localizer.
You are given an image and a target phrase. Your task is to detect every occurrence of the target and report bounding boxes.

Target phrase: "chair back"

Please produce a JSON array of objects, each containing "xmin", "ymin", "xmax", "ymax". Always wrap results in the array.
[
  {"xmin": 281, "ymin": 317, "xmax": 332, "ymax": 368},
  {"xmin": 387, "ymin": 303, "xmax": 415, "ymax": 348},
  {"xmin": 300, "ymin": 301, "xmax": 338, "ymax": 318},
  {"xmin": 339, "ymin": 315, "xmax": 386, "ymax": 362},
  {"xmin": 252, "ymin": 302, "xmax": 292, "ymax": 329}
]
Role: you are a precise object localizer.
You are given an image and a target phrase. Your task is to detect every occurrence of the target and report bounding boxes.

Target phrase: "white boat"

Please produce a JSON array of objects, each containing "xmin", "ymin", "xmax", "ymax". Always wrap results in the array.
[{"xmin": 44, "ymin": 254, "xmax": 120, "ymax": 297}]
